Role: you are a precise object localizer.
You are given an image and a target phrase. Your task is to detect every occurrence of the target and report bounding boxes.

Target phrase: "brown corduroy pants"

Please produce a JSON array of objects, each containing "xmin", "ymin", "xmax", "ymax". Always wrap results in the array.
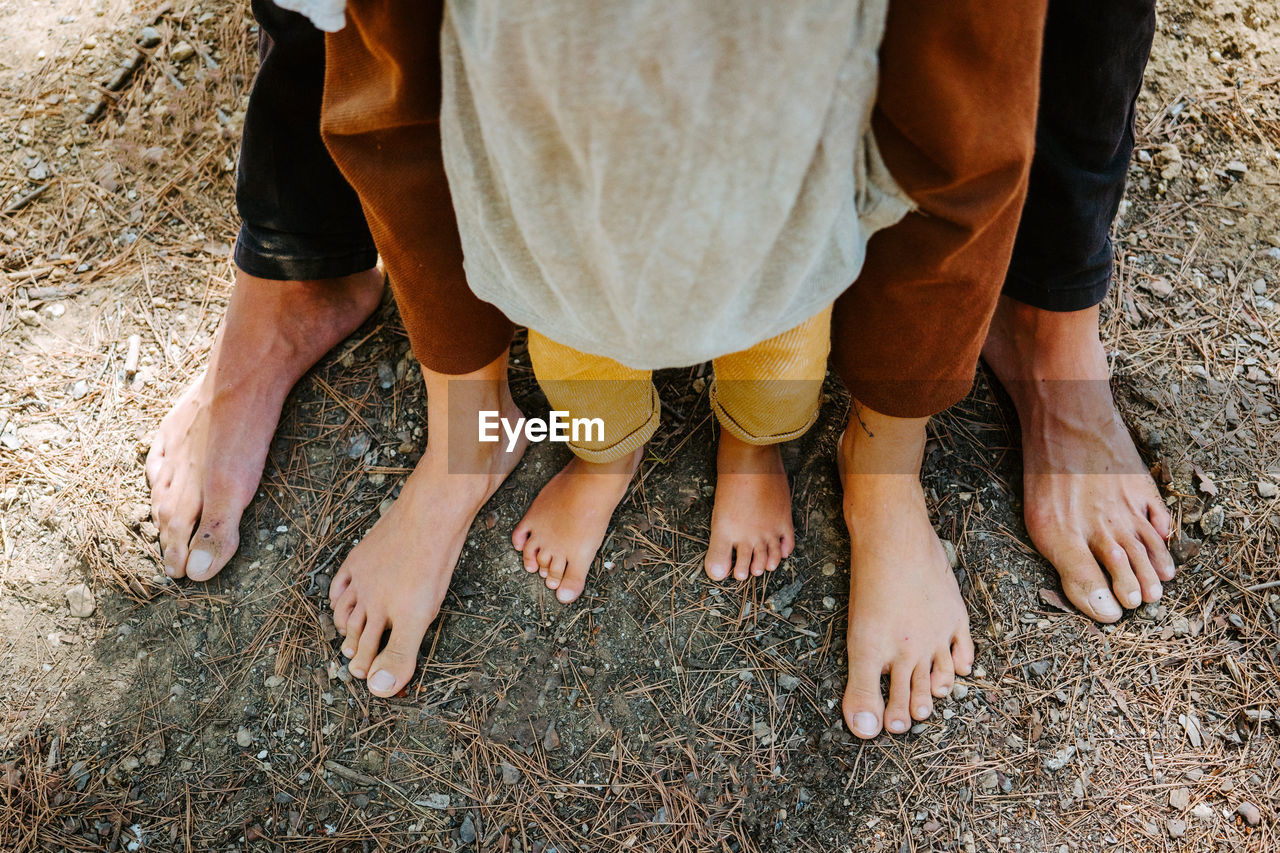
[
  {"xmin": 832, "ymin": 0, "xmax": 1048, "ymax": 417},
  {"xmin": 320, "ymin": 0, "xmax": 512, "ymax": 376},
  {"xmin": 322, "ymin": 0, "xmax": 1047, "ymax": 413}
]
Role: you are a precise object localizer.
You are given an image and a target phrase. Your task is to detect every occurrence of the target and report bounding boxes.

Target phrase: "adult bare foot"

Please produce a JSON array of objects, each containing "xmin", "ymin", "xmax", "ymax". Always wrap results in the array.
[
  {"xmin": 146, "ymin": 268, "xmax": 384, "ymax": 581},
  {"xmin": 330, "ymin": 357, "xmax": 526, "ymax": 697},
  {"xmin": 838, "ymin": 411, "xmax": 973, "ymax": 739},
  {"xmin": 704, "ymin": 432, "xmax": 795, "ymax": 581},
  {"xmin": 511, "ymin": 448, "xmax": 641, "ymax": 604},
  {"xmin": 982, "ymin": 297, "xmax": 1174, "ymax": 622}
]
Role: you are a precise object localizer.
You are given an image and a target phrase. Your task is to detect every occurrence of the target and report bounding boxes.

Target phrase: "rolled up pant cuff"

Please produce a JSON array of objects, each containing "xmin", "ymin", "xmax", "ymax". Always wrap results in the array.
[
  {"xmin": 710, "ymin": 380, "xmax": 821, "ymax": 446},
  {"xmin": 1002, "ymin": 268, "xmax": 1112, "ymax": 313},
  {"xmin": 565, "ymin": 386, "xmax": 661, "ymax": 464},
  {"xmin": 234, "ymin": 223, "xmax": 378, "ymax": 282}
]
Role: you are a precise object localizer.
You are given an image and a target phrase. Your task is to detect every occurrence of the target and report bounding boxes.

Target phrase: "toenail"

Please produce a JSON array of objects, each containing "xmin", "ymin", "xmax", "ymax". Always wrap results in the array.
[
  {"xmin": 187, "ymin": 549, "xmax": 213, "ymax": 578},
  {"xmin": 1091, "ymin": 589, "xmax": 1122, "ymax": 619},
  {"xmin": 342, "ymin": 647, "xmax": 355, "ymax": 658},
  {"xmin": 1122, "ymin": 589, "xmax": 1141, "ymax": 608},
  {"xmin": 350, "ymin": 667, "xmax": 365, "ymax": 678},
  {"xmin": 915, "ymin": 705, "xmax": 931, "ymax": 718},
  {"xmin": 369, "ymin": 670, "xmax": 395, "ymax": 693},
  {"xmin": 851, "ymin": 712, "xmax": 879, "ymax": 737},
  {"xmin": 1150, "ymin": 582, "xmax": 1163, "ymax": 599},
  {"xmin": 163, "ymin": 565, "xmax": 176, "ymax": 577},
  {"xmin": 887, "ymin": 718, "xmax": 908, "ymax": 734}
]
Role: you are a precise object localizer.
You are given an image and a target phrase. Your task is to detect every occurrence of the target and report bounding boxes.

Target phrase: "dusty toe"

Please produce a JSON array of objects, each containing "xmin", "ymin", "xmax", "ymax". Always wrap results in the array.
[
  {"xmin": 930, "ymin": 651, "xmax": 955, "ymax": 698},
  {"xmin": 1120, "ymin": 534, "xmax": 1162, "ymax": 603},
  {"xmin": 765, "ymin": 538, "xmax": 782, "ymax": 572},
  {"xmin": 329, "ymin": 564, "xmax": 352, "ymax": 603},
  {"xmin": 349, "ymin": 615, "xmax": 385, "ymax": 679},
  {"xmin": 1050, "ymin": 543, "xmax": 1124, "ymax": 623},
  {"xmin": 910, "ymin": 662, "xmax": 934, "ymax": 721},
  {"xmin": 951, "ymin": 627, "xmax": 975, "ymax": 677},
  {"xmin": 1140, "ymin": 523, "xmax": 1176, "ymax": 582},
  {"xmin": 704, "ymin": 529, "xmax": 734, "ymax": 581},
  {"xmin": 883, "ymin": 662, "xmax": 913, "ymax": 734},
  {"xmin": 367, "ymin": 619, "xmax": 427, "ymax": 697},
  {"xmin": 340, "ymin": 607, "xmax": 365, "ymax": 657},
  {"xmin": 556, "ymin": 556, "xmax": 592, "ymax": 604},
  {"xmin": 1147, "ymin": 497, "xmax": 1173, "ymax": 540},
  {"xmin": 545, "ymin": 554, "xmax": 568, "ymax": 590},
  {"xmin": 843, "ymin": 656, "xmax": 886, "ymax": 739},
  {"xmin": 1094, "ymin": 537, "xmax": 1142, "ymax": 610}
]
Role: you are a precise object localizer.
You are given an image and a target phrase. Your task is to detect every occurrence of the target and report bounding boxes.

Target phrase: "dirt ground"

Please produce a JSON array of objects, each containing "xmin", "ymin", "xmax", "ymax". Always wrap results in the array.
[{"xmin": 1, "ymin": 1, "xmax": 1278, "ymax": 851}]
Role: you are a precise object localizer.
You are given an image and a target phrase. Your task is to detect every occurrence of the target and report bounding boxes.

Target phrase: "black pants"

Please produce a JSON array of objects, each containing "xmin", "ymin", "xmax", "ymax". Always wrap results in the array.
[
  {"xmin": 233, "ymin": 0, "xmax": 1156, "ymax": 311},
  {"xmin": 1002, "ymin": 0, "xmax": 1157, "ymax": 311},
  {"xmin": 233, "ymin": 0, "xmax": 376, "ymax": 280}
]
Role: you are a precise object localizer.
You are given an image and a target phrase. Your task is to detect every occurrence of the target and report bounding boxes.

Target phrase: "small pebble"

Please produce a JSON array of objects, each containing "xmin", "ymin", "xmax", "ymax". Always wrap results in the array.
[
  {"xmin": 138, "ymin": 26, "xmax": 161, "ymax": 48},
  {"xmin": 1237, "ymin": 802, "xmax": 1262, "ymax": 826},
  {"xmin": 422, "ymin": 793, "xmax": 450, "ymax": 810},
  {"xmin": 65, "ymin": 583, "xmax": 96, "ymax": 618},
  {"xmin": 235, "ymin": 727, "xmax": 252, "ymax": 748},
  {"xmin": 1258, "ymin": 481, "xmax": 1278, "ymax": 499},
  {"xmin": 459, "ymin": 814, "xmax": 477, "ymax": 844},
  {"xmin": 1166, "ymin": 819, "xmax": 1186, "ymax": 838},
  {"xmin": 1200, "ymin": 505, "xmax": 1225, "ymax": 537},
  {"xmin": 171, "ymin": 41, "xmax": 195, "ymax": 62}
]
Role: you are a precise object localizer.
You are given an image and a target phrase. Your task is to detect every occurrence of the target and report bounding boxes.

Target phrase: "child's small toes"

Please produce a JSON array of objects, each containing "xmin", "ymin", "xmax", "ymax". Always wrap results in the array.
[{"xmin": 545, "ymin": 554, "xmax": 568, "ymax": 589}]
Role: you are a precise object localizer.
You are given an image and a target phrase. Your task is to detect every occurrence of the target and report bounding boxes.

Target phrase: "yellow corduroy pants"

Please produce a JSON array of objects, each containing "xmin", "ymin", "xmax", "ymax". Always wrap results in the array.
[{"xmin": 527, "ymin": 306, "xmax": 832, "ymax": 463}]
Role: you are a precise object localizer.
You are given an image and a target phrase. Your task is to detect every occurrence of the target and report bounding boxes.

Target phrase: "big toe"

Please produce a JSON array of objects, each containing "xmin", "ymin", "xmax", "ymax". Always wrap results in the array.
[
  {"xmin": 843, "ymin": 657, "xmax": 886, "ymax": 739},
  {"xmin": 1047, "ymin": 543, "xmax": 1125, "ymax": 623},
  {"xmin": 186, "ymin": 510, "xmax": 243, "ymax": 582},
  {"xmin": 185, "ymin": 473, "xmax": 252, "ymax": 581},
  {"xmin": 555, "ymin": 556, "xmax": 592, "ymax": 604},
  {"xmin": 704, "ymin": 529, "xmax": 734, "ymax": 581},
  {"xmin": 367, "ymin": 620, "xmax": 426, "ymax": 697}
]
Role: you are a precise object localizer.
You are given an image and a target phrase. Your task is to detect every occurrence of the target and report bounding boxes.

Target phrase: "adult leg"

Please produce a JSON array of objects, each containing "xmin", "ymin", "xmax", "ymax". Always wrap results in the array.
[
  {"xmin": 147, "ymin": 0, "xmax": 384, "ymax": 582},
  {"xmin": 830, "ymin": 0, "xmax": 1046, "ymax": 737},
  {"xmin": 321, "ymin": 0, "xmax": 522, "ymax": 696},
  {"xmin": 981, "ymin": 0, "xmax": 1173, "ymax": 623}
]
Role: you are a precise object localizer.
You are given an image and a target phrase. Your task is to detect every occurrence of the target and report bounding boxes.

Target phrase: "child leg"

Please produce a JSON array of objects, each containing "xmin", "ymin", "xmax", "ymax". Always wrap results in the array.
[
  {"xmin": 704, "ymin": 306, "xmax": 831, "ymax": 581},
  {"xmin": 513, "ymin": 332, "xmax": 660, "ymax": 603}
]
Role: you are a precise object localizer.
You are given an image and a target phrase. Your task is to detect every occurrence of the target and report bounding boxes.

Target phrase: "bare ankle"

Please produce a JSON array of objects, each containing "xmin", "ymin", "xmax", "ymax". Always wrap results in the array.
[
  {"xmin": 840, "ymin": 404, "xmax": 928, "ymax": 478},
  {"xmin": 987, "ymin": 298, "xmax": 1108, "ymax": 381}
]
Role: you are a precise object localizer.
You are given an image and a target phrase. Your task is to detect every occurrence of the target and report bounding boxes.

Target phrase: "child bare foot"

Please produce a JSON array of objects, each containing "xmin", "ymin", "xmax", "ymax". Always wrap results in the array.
[
  {"xmin": 837, "ymin": 414, "xmax": 974, "ymax": 739},
  {"xmin": 983, "ymin": 298, "xmax": 1174, "ymax": 621},
  {"xmin": 512, "ymin": 449, "xmax": 641, "ymax": 604},
  {"xmin": 704, "ymin": 432, "xmax": 795, "ymax": 581},
  {"xmin": 330, "ymin": 361, "xmax": 526, "ymax": 697},
  {"xmin": 147, "ymin": 268, "xmax": 384, "ymax": 581}
]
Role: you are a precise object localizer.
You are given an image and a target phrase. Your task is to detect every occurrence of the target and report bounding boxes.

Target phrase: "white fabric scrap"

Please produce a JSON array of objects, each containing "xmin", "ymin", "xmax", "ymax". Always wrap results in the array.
[{"xmin": 275, "ymin": 0, "xmax": 346, "ymax": 32}]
